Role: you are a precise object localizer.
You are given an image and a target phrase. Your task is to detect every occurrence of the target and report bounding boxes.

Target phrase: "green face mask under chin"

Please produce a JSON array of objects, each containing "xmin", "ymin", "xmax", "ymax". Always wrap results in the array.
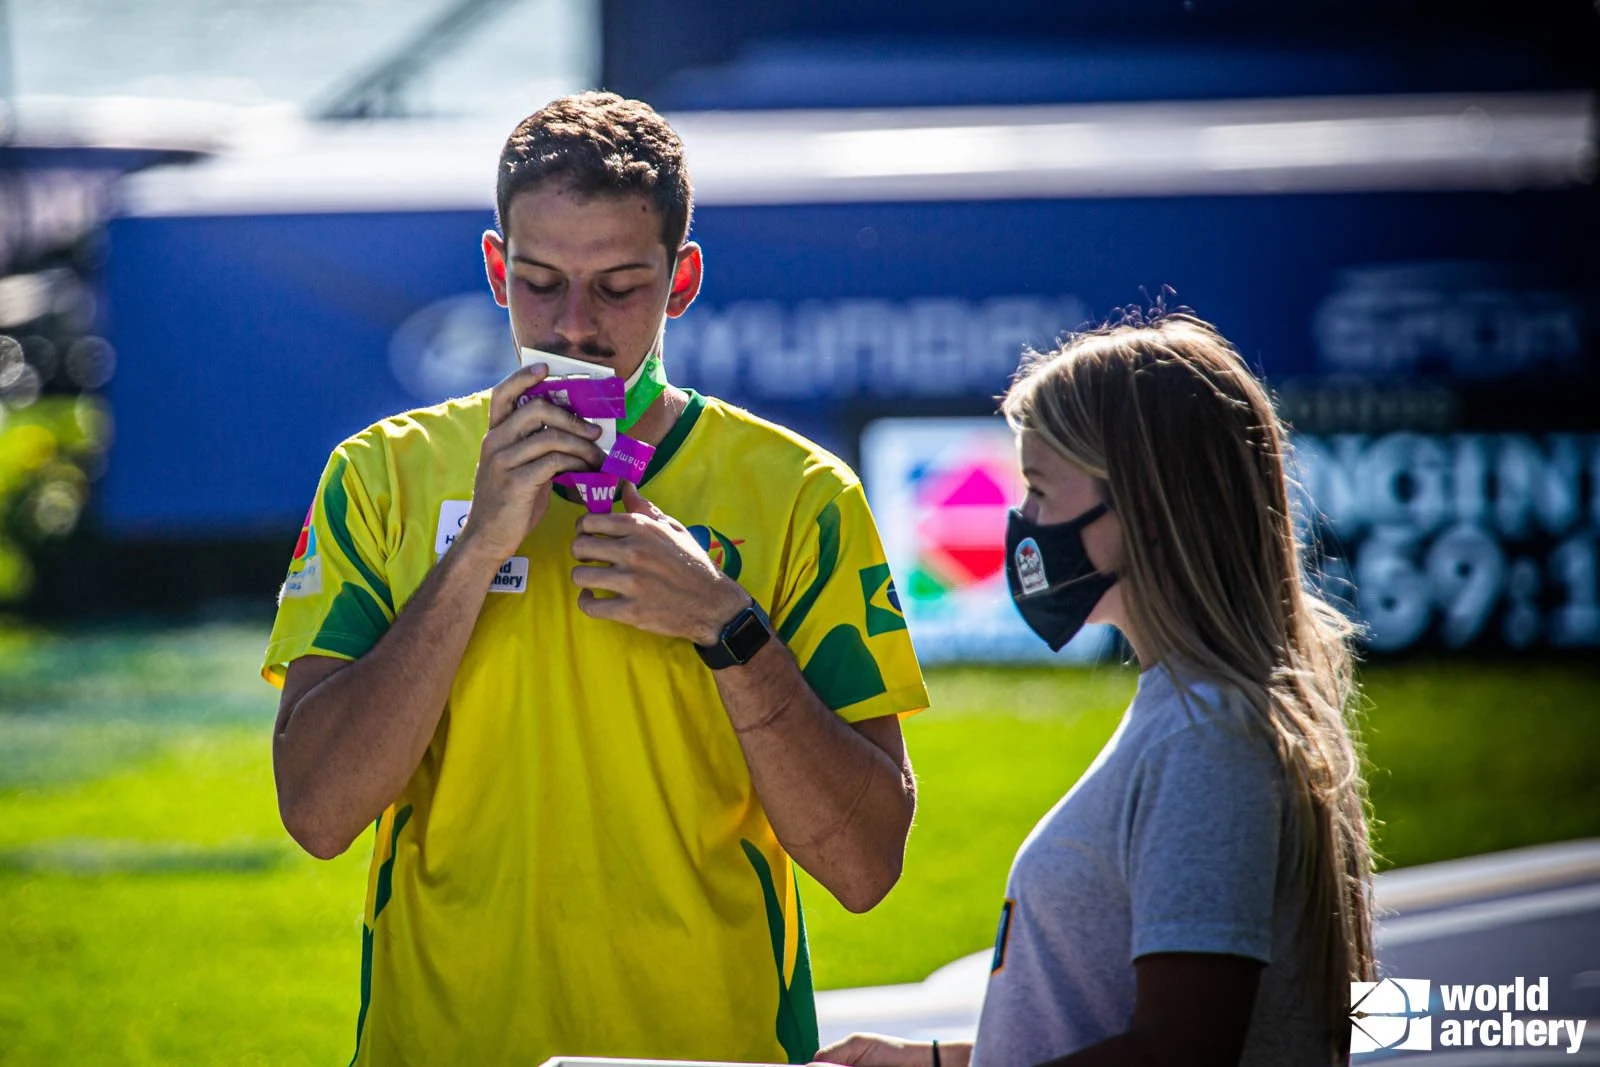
[{"xmin": 619, "ymin": 352, "xmax": 669, "ymax": 434}]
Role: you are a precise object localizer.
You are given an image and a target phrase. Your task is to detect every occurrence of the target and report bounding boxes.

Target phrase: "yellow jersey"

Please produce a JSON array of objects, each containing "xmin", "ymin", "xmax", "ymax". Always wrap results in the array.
[{"xmin": 262, "ymin": 390, "xmax": 928, "ymax": 1066}]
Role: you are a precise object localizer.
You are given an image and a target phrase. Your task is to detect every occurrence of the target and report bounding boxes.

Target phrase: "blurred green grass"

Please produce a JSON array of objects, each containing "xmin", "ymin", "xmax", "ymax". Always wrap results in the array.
[{"xmin": 1, "ymin": 623, "xmax": 1597, "ymax": 1063}]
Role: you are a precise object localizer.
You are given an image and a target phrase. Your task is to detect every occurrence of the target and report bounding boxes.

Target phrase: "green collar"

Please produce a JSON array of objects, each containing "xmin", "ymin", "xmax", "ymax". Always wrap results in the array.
[
  {"xmin": 638, "ymin": 389, "xmax": 704, "ymax": 484},
  {"xmin": 619, "ymin": 353, "xmax": 669, "ymax": 434}
]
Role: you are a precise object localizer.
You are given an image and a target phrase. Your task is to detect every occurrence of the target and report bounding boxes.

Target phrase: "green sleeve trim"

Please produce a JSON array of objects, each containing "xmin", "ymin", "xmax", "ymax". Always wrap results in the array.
[
  {"xmin": 640, "ymin": 390, "xmax": 706, "ymax": 486},
  {"xmin": 261, "ymin": 636, "xmax": 358, "ymax": 688},
  {"xmin": 322, "ymin": 456, "xmax": 394, "ymax": 614},
  {"xmin": 740, "ymin": 840, "xmax": 820, "ymax": 1063},
  {"xmin": 312, "ymin": 584, "xmax": 390, "ymax": 661},
  {"xmin": 777, "ymin": 497, "xmax": 842, "ymax": 644}
]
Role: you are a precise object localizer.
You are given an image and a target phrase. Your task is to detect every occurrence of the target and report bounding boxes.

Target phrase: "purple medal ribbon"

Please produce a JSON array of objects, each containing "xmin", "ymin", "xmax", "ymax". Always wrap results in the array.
[
  {"xmin": 600, "ymin": 433, "xmax": 654, "ymax": 483},
  {"xmin": 516, "ymin": 376, "xmax": 626, "ymax": 419},
  {"xmin": 522, "ymin": 377, "xmax": 655, "ymax": 513}
]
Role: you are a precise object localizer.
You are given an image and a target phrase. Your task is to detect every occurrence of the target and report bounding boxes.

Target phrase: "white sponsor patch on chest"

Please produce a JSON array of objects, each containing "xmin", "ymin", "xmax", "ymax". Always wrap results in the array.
[
  {"xmin": 489, "ymin": 556, "xmax": 529, "ymax": 593},
  {"xmin": 435, "ymin": 500, "xmax": 472, "ymax": 555}
]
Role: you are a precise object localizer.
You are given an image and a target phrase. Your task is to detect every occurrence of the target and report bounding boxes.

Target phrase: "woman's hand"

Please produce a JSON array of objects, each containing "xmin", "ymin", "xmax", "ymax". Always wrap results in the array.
[{"xmin": 813, "ymin": 1034, "xmax": 971, "ymax": 1067}]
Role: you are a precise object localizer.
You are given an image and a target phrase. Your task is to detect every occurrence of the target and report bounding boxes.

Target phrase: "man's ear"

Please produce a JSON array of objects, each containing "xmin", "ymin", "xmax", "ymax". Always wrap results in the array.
[
  {"xmin": 665, "ymin": 242, "xmax": 703, "ymax": 319},
  {"xmin": 483, "ymin": 230, "xmax": 510, "ymax": 308}
]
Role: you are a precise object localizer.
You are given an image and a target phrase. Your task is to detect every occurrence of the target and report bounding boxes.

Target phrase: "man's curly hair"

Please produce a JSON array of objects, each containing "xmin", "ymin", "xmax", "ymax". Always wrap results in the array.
[{"xmin": 497, "ymin": 92, "xmax": 693, "ymax": 254}]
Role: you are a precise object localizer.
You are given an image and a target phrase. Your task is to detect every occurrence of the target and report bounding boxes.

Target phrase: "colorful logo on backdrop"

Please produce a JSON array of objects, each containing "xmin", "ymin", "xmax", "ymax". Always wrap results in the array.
[
  {"xmin": 861, "ymin": 417, "xmax": 1115, "ymax": 663},
  {"xmin": 688, "ymin": 525, "xmax": 745, "ymax": 580},
  {"xmin": 283, "ymin": 503, "xmax": 322, "ymax": 599},
  {"xmin": 905, "ymin": 449, "xmax": 1024, "ymax": 604}
]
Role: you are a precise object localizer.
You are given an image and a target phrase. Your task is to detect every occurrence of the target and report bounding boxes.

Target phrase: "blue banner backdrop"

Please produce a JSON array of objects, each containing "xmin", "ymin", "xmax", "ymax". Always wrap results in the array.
[{"xmin": 102, "ymin": 190, "xmax": 1595, "ymax": 538}]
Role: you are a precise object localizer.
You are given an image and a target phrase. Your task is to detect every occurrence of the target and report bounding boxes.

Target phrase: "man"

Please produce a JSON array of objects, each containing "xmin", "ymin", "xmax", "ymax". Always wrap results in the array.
[{"xmin": 263, "ymin": 92, "xmax": 927, "ymax": 1065}]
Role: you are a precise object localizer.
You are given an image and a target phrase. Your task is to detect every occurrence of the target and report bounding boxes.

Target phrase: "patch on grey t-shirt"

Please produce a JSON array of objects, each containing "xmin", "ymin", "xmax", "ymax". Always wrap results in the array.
[{"xmin": 971, "ymin": 664, "xmax": 1337, "ymax": 1067}]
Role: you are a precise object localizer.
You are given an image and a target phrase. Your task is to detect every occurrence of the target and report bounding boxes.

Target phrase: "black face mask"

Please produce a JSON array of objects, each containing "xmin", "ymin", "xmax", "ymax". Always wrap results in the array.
[{"xmin": 1005, "ymin": 503, "xmax": 1119, "ymax": 652}]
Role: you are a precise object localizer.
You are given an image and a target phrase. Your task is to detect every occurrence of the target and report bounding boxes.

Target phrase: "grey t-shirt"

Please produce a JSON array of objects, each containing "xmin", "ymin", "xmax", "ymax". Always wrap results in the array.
[{"xmin": 971, "ymin": 664, "xmax": 1337, "ymax": 1067}]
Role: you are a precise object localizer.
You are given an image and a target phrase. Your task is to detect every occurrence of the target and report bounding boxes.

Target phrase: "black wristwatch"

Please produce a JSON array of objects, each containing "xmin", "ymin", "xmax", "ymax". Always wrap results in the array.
[{"xmin": 694, "ymin": 599, "xmax": 773, "ymax": 670}]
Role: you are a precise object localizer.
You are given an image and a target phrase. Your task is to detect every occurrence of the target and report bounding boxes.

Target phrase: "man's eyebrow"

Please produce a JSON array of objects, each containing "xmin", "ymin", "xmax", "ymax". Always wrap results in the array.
[{"xmin": 511, "ymin": 255, "xmax": 655, "ymax": 274}]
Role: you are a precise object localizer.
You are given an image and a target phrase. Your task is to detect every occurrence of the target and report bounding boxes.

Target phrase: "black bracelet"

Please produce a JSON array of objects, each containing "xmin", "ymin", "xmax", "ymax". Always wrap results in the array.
[{"xmin": 931, "ymin": 1040, "xmax": 941, "ymax": 1067}]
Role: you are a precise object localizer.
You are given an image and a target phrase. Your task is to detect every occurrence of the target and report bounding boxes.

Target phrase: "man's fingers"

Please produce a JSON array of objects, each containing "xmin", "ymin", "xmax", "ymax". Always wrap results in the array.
[
  {"xmin": 620, "ymin": 481, "xmax": 663, "ymax": 517},
  {"xmin": 574, "ymin": 511, "xmax": 649, "ymax": 537},
  {"xmin": 494, "ymin": 427, "xmax": 608, "ymax": 473},
  {"xmin": 576, "ymin": 587, "xmax": 629, "ymax": 621},
  {"xmin": 488, "ymin": 362, "xmax": 548, "ymax": 428},
  {"xmin": 515, "ymin": 451, "xmax": 595, "ymax": 488},
  {"xmin": 571, "ymin": 533, "xmax": 630, "ymax": 564},
  {"xmin": 497, "ymin": 396, "xmax": 604, "ymax": 446},
  {"xmin": 482, "ymin": 449, "xmax": 590, "ymax": 495},
  {"xmin": 571, "ymin": 564, "xmax": 634, "ymax": 594}
]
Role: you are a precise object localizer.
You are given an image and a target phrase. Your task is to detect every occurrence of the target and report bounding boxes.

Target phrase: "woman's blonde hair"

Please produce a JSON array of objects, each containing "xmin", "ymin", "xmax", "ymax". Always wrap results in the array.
[{"xmin": 1003, "ymin": 309, "xmax": 1374, "ymax": 1042}]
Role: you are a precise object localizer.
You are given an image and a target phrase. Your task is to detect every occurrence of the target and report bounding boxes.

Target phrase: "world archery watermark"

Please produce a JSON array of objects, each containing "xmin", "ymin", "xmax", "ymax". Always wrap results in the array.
[{"xmin": 1351, "ymin": 976, "xmax": 1589, "ymax": 1055}]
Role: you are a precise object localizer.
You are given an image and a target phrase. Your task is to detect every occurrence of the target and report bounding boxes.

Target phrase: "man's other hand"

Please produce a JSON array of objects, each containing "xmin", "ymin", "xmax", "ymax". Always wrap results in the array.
[{"xmin": 571, "ymin": 481, "xmax": 751, "ymax": 643}]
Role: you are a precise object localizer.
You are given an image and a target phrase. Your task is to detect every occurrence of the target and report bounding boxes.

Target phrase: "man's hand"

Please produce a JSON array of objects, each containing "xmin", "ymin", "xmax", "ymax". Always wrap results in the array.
[
  {"xmin": 462, "ymin": 363, "xmax": 608, "ymax": 561},
  {"xmin": 570, "ymin": 482, "xmax": 751, "ymax": 643}
]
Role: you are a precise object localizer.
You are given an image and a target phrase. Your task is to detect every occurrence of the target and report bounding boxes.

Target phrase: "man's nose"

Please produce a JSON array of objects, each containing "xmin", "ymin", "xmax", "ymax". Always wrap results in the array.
[{"xmin": 553, "ymin": 284, "xmax": 599, "ymax": 347}]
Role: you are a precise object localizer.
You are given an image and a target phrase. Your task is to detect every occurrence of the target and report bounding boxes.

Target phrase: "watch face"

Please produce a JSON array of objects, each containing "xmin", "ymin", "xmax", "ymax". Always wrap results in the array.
[{"xmin": 725, "ymin": 609, "xmax": 770, "ymax": 663}]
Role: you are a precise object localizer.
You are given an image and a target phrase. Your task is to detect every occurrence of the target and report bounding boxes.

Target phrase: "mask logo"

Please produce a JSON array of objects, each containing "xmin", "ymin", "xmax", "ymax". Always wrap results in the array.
[
  {"xmin": 1014, "ymin": 537, "xmax": 1048, "ymax": 595},
  {"xmin": 1005, "ymin": 505, "xmax": 1116, "ymax": 653}
]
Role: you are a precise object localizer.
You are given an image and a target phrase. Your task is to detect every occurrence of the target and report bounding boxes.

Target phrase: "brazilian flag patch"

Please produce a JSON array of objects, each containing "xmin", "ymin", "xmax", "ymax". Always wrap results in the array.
[{"xmin": 858, "ymin": 563, "xmax": 907, "ymax": 636}]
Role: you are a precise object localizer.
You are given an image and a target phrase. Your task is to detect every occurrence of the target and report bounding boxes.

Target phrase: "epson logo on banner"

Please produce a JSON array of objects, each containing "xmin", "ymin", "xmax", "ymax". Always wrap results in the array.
[{"xmin": 1314, "ymin": 262, "xmax": 1586, "ymax": 380}]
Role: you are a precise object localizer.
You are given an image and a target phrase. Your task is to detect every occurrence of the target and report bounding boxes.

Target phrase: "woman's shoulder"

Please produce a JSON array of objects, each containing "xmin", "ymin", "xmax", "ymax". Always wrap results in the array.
[{"xmin": 1131, "ymin": 663, "xmax": 1281, "ymax": 773}]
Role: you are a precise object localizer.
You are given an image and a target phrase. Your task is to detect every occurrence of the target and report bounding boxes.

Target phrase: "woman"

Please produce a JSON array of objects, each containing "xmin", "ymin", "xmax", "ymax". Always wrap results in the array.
[{"xmin": 821, "ymin": 312, "xmax": 1374, "ymax": 1067}]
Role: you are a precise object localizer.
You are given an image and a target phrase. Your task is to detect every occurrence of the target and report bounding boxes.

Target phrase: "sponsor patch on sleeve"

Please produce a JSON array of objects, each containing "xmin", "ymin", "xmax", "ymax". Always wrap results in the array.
[
  {"xmin": 281, "ymin": 557, "xmax": 322, "ymax": 599},
  {"xmin": 281, "ymin": 505, "xmax": 322, "ymax": 599}
]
